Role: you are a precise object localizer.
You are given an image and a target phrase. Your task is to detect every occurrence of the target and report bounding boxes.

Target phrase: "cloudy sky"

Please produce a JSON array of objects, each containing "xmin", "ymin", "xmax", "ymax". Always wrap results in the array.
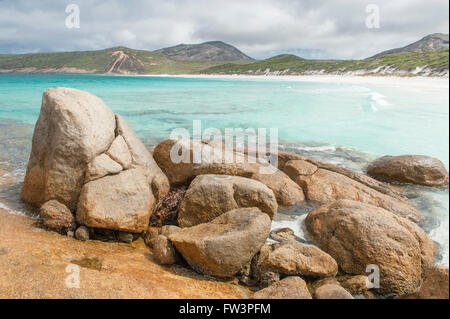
[{"xmin": 0, "ymin": 0, "xmax": 448, "ymax": 59}]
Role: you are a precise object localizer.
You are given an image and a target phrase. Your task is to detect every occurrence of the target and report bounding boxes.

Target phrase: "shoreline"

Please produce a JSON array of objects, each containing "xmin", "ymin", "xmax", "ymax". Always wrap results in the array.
[{"xmin": 143, "ymin": 73, "xmax": 450, "ymax": 88}]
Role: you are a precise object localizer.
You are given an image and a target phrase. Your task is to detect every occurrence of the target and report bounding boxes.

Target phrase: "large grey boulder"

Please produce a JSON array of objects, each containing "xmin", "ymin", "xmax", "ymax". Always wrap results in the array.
[
  {"xmin": 21, "ymin": 88, "xmax": 169, "ymax": 233},
  {"xmin": 21, "ymin": 87, "xmax": 116, "ymax": 210},
  {"xmin": 178, "ymin": 174, "xmax": 278, "ymax": 227},
  {"xmin": 168, "ymin": 208, "xmax": 271, "ymax": 278}
]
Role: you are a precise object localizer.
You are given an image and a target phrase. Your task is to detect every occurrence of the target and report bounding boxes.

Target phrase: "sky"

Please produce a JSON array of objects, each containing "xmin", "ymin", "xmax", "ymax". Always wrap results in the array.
[{"xmin": 0, "ymin": 0, "xmax": 448, "ymax": 60}]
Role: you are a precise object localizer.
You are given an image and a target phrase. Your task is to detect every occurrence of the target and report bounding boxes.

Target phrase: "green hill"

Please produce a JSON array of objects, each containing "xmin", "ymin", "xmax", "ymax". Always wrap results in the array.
[
  {"xmin": 0, "ymin": 47, "xmax": 221, "ymax": 75},
  {"xmin": 0, "ymin": 46, "xmax": 448, "ymax": 77},
  {"xmin": 155, "ymin": 41, "xmax": 253, "ymax": 62},
  {"xmin": 201, "ymin": 50, "xmax": 449, "ymax": 76}
]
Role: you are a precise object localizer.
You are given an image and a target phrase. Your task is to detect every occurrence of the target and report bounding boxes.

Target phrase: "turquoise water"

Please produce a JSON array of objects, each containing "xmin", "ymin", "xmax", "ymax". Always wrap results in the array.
[{"xmin": 0, "ymin": 74, "xmax": 448, "ymax": 265}]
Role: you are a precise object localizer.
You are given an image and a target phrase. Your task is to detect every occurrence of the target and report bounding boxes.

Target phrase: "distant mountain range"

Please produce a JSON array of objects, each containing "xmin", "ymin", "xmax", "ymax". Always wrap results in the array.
[
  {"xmin": 0, "ymin": 34, "xmax": 448, "ymax": 76},
  {"xmin": 371, "ymin": 33, "xmax": 449, "ymax": 58},
  {"xmin": 154, "ymin": 41, "xmax": 253, "ymax": 62}
]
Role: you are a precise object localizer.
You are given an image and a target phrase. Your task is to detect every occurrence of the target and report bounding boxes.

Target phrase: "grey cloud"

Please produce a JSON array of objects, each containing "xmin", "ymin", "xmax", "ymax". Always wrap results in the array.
[{"xmin": 0, "ymin": 0, "xmax": 448, "ymax": 59}]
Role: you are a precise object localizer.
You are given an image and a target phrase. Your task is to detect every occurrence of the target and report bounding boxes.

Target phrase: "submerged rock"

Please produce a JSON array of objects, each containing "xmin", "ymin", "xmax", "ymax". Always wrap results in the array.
[
  {"xmin": 153, "ymin": 139, "xmax": 305, "ymax": 206},
  {"xmin": 367, "ymin": 155, "xmax": 449, "ymax": 187},
  {"xmin": 252, "ymin": 276, "xmax": 312, "ymax": 299},
  {"xmin": 269, "ymin": 227, "xmax": 296, "ymax": 242},
  {"xmin": 305, "ymin": 200, "xmax": 436, "ymax": 295},
  {"xmin": 178, "ymin": 174, "xmax": 277, "ymax": 227},
  {"xmin": 40, "ymin": 200, "xmax": 76, "ymax": 232},
  {"xmin": 168, "ymin": 207, "xmax": 271, "ymax": 278},
  {"xmin": 418, "ymin": 266, "xmax": 449, "ymax": 299}
]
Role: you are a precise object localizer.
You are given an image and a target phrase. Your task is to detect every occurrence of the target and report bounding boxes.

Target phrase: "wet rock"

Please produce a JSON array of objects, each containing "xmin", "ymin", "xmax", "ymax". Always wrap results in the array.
[
  {"xmin": 168, "ymin": 208, "xmax": 271, "ymax": 278},
  {"xmin": 252, "ymin": 276, "xmax": 312, "ymax": 299},
  {"xmin": 0, "ymin": 168, "xmax": 16, "ymax": 187},
  {"xmin": 337, "ymin": 275, "xmax": 370, "ymax": 294},
  {"xmin": 305, "ymin": 200, "xmax": 436, "ymax": 295},
  {"xmin": 21, "ymin": 88, "xmax": 116, "ymax": 210},
  {"xmin": 269, "ymin": 227, "xmax": 296, "ymax": 242},
  {"xmin": 367, "ymin": 155, "xmax": 449, "ymax": 187},
  {"xmin": 0, "ymin": 211, "xmax": 249, "ymax": 298},
  {"xmin": 286, "ymin": 160, "xmax": 422, "ymax": 223},
  {"xmin": 75, "ymin": 226, "xmax": 90, "ymax": 241},
  {"xmin": 237, "ymin": 262, "xmax": 256, "ymax": 286},
  {"xmin": 152, "ymin": 235, "xmax": 179, "ymax": 265},
  {"xmin": 314, "ymin": 284, "xmax": 354, "ymax": 299},
  {"xmin": 71, "ymin": 256, "xmax": 103, "ymax": 271},
  {"xmin": 40, "ymin": 200, "xmax": 76, "ymax": 232},
  {"xmin": 153, "ymin": 139, "xmax": 305, "ymax": 206},
  {"xmin": 160, "ymin": 225, "xmax": 181, "ymax": 237},
  {"xmin": 258, "ymin": 271, "xmax": 280, "ymax": 288},
  {"xmin": 77, "ymin": 168, "xmax": 154, "ymax": 233},
  {"xmin": 278, "ymin": 151, "xmax": 407, "ymax": 201},
  {"xmin": 254, "ymin": 240, "xmax": 338, "ymax": 279},
  {"xmin": 0, "ymin": 248, "xmax": 8, "ymax": 256},
  {"xmin": 418, "ymin": 265, "xmax": 449, "ymax": 299},
  {"xmin": 118, "ymin": 231, "xmax": 134, "ymax": 243},
  {"xmin": 144, "ymin": 226, "xmax": 161, "ymax": 247},
  {"xmin": 178, "ymin": 174, "xmax": 278, "ymax": 227}
]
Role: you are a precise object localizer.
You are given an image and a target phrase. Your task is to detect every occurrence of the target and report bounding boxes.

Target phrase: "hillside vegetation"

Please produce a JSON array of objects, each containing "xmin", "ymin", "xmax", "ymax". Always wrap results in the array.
[
  {"xmin": 155, "ymin": 41, "xmax": 253, "ymax": 62},
  {"xmin": 0, "ymin": 47, "xmax": 221, "ymax": 75},
  {"xmin": 201, "ymin": 50, "xmax": 449, "ymax": 76},
  {"xmin": 0, "ymin": 41, "xmax": 448, "ymax": 77}
]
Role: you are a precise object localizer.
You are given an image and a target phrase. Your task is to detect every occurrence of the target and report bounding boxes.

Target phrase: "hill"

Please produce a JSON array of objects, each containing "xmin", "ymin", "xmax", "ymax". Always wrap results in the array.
[
  {"xmin": 200, "ymin": 50, "xmax": 449, "ymax": 76},
  {"xmin": 372, "ymin": 33, "xmax": 449, "ymax": 58},
  {"xmin": 154, "ymin": 41, "xmax": 253, "ymax": 62},
  {"xmin": 0, "ymin": 41, "xmax": 448, "ymax": 77},
  {"xmin": 0, "ymin": 47, "xmax": 221, "ymax": 75}
]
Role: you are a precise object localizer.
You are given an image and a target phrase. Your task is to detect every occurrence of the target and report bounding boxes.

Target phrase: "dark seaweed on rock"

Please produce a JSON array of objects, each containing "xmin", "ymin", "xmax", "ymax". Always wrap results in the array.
[{"xmin": 150, "ymin": 185, "xmax": 188, "ymax": 226}]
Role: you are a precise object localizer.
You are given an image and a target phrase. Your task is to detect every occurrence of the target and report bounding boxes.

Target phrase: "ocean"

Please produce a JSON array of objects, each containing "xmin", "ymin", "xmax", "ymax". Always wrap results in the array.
[{"xmin": 0, "ymin": 73, "xmax": 448, "ymax": 265}]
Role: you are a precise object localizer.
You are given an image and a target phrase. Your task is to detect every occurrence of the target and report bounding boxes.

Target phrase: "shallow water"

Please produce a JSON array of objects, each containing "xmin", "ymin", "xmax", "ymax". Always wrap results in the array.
[{"xmin": 0, "ymin": 74, "xmax": 448, "ymax": 265}]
